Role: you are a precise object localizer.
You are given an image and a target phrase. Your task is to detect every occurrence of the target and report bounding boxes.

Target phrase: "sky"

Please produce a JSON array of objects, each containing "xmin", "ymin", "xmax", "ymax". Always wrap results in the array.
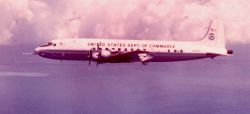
[{"xmin": 0, "ymin": 0, "xmax": 250, "ymax": 45}]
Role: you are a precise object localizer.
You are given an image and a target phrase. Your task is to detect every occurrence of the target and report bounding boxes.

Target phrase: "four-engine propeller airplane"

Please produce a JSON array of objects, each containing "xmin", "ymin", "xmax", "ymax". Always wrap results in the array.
[{"xmin": 34, "ymin": 20, "xmax": 233, "ymax": 66}]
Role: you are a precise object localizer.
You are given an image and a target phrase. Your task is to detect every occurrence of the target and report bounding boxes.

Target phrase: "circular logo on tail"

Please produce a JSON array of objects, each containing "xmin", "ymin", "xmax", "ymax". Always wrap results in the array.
[{"xmin": 208, "ymin": 33, "xmax": 215, "ymax": 40}]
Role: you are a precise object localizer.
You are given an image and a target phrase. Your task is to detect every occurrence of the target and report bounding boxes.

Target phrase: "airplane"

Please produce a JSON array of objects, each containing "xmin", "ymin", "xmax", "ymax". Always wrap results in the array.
[{"xmin": 34, "ymin": 20, "xmax": 233, "ymax": 66}]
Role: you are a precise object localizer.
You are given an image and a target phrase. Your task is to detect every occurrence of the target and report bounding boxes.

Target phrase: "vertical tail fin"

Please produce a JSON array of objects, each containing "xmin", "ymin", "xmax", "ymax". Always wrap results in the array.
[{"xmin": 201, "ymin": 20, "xmax": 226, "ymax": 49}]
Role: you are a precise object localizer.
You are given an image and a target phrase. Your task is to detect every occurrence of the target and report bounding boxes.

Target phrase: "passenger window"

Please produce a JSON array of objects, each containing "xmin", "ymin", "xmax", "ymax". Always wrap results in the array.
[
  {"xmin": 124, "ymin": 48, "xmax": 128, "ymax": 51},
  {"xmin": 118, "ymin": 48, "xmax": 121, "ymax": 51},
  {"xmin": 53, "ymin": 44, "xmax": 56, "ymax": 46},
  {"xmin": 174, "ymin": 50, "xmax": 177, "ymax": 53},
  {"xmin": 105, "ymin": 48, "xmax": 109, "ymax": 50},
  {"xmin": 131, "ymin": 48, "xmax": 134, "ymax": 51}
]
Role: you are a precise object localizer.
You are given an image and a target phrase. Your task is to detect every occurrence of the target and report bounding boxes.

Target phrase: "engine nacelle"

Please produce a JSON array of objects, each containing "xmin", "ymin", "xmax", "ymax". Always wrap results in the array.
[
  {"xmin": 100, "ymin": 50, "xmax": 112, "ymax": 58},
  {"xmin": 92, "ymin": 50, "xmax": 112, "ymax": 60},
  {"xmin": 138, "ymin": 53, "xmax": 153, "ymax": 62},
  {"xmin": 92, "ymin": 52, "xmax": 99, "ymax": 60}
]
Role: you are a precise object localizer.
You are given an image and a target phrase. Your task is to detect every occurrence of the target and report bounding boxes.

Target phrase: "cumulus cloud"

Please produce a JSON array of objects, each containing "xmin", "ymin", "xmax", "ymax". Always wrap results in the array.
[{"xmin": 0, "ymin": 0, "xmax": 249, "ymax": 45}]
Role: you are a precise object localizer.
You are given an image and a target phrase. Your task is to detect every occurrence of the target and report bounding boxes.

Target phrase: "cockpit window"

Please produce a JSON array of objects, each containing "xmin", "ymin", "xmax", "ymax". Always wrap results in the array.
[{"xmin": 40, "ymin": 42, "xmax": 53, "ymax": 47}]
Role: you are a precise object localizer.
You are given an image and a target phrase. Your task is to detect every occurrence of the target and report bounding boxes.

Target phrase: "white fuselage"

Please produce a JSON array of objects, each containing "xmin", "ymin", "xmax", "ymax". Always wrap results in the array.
[{"xmin": 34, "ymin": 38, "xmax": 230, "ymax": 63}]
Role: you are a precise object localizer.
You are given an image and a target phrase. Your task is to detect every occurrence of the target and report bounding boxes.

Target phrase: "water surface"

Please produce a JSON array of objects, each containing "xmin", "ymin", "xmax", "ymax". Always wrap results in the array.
[{"xmin": 0, "ymin": 45, "xmax": 249, "ymax": 114}]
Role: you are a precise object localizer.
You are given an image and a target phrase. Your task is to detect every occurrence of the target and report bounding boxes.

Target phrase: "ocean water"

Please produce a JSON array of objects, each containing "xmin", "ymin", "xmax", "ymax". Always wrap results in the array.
[{"xmin": 0, "ymin": 45, "xmax": 249, "ymax": 114}]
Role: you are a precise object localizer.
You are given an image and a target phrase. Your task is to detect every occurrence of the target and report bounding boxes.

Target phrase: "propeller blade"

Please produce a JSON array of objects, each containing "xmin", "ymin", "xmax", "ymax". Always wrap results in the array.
[
  {"xmin": 88, "ymin": 50, "xmax": 92, "ymax": 66},
  {"xmin": 96, "ymin": 44, "xmax": 99, "ymax": 52},
  {"xmin": 96, "ymin": 44, "xmax": 101, "ymax": 67},
  {"xmin": 96, "ymin": 60, "xmax": 99, "ymax": 67},
  {"xmin": 97, "ymin": 51, "xmax": 101, "ymax": 67}
]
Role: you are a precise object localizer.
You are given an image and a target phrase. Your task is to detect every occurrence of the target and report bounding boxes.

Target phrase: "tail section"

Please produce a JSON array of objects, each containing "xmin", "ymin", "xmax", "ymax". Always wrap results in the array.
[{"xmin": 201, "ymin": 20, "xmax": 226, "ymax": 49}]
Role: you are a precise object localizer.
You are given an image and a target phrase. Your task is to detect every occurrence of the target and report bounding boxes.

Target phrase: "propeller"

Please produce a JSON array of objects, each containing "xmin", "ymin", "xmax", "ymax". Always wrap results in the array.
[
  {"xmin": 88, "ymin": 50, "xmax": 93, "ymax": 66},
  {"xmin": 96, "ymin": 44, "xmax": 101, "ymax": 67},
  {"xmin": 89, "ymin": 44, "xmax": 102, "ymax": 67}
]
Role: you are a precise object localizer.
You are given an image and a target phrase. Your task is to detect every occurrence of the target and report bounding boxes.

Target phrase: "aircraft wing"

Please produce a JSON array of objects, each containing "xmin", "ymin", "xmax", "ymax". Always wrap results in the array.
[{"xmin": 107, "ymin": 50, "xmax": 154, "ymax": 63}]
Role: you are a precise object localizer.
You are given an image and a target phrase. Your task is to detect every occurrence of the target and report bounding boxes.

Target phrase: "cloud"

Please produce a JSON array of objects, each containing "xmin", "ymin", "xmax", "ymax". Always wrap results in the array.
[{"xmin": 0, "ymin": 0, "xmax": 249, "ymax": 45}]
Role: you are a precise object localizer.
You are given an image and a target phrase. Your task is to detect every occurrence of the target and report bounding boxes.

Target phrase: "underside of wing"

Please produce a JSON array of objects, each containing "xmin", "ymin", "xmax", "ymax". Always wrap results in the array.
[{"xmin": 102, "ymin": 51, "xmax": 154, "ymax": 63}]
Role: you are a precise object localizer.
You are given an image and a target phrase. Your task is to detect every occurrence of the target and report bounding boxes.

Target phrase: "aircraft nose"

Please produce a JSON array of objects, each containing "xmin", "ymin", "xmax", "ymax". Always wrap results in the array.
[{"xmin": 34, "ymin": 47, "xmax": 40, "ymax": 55}]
